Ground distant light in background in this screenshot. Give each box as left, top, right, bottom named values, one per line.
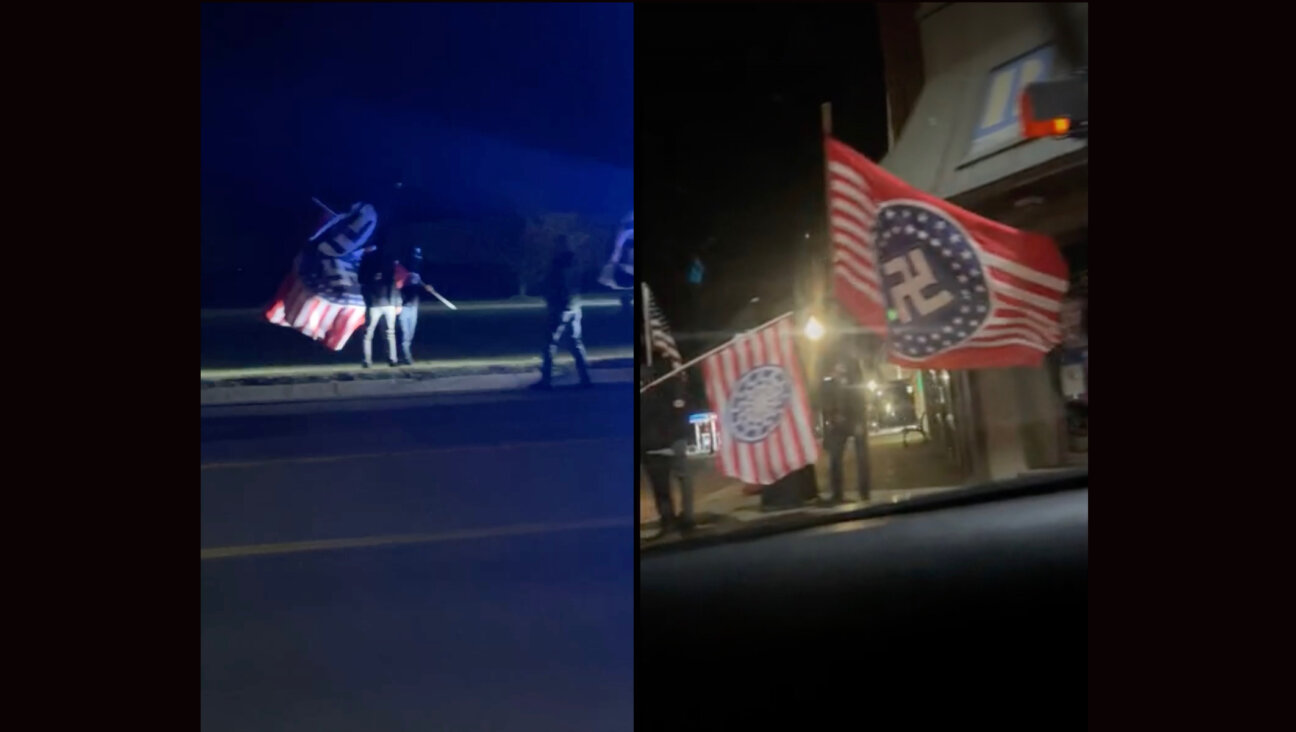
left=804, top=316, right=825, bottom=341
left=867, top=380, right=877, bottom=391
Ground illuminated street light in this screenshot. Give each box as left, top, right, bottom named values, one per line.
left=804, top=316, right=825, bottom=341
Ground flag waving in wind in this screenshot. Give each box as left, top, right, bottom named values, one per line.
left=641, top=282, right=681, bottom=369
left=826, top=137, right=1068, bottom=369
left=265, top=202, right=377, bottom=351
left=701, top=314, right=818, bottom=486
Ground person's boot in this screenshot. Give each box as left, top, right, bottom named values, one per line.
left=650, top=516, right=675, bottom=541
left=572, top=343, right=592, bottom=386
left=532, top=352, right=555, bottom=389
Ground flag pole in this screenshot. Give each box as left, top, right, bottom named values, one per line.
left=641, top=281, right=654, bottom=369
left=817, top=102, right=835, bottom=386
left=639, top=311, right=795, bottom=394
left=820, top=101, right=873, bottom=499
left=312, top=197, right=338, bottom=217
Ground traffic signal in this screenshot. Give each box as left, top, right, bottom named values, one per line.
left=1020, top=71, right=1087, bottom=140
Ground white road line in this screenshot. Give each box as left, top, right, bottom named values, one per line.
left=201, top=517, right=632, bottom=560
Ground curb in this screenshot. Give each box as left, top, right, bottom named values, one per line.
left=201, top=366, right=634, bottom=406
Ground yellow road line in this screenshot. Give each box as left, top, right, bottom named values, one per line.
left=200, top=436, right=623, bottom=471
left=201, top=517, right=633, bottom=560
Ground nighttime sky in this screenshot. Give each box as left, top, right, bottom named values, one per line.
left=637, top=3, right=887, bottom=335
left=201, top=2, right=632, bottom=305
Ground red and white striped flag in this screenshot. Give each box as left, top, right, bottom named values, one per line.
left=642, top=282, right=682, bottom=368
left=826, top=137, right=1068, bottom=369
left=701, top=314, right=819, bottom=486
left=264, top=202, right=378, bottom=351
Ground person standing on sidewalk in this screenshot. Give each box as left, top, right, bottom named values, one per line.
left=820, top=353, right=870, bottom=504
left=640, top=362, right=694, bottom=539
left=533, top=239, right=592, bottom=389
left=395, top=244, right=442, bottom=365
left=359, top=244, right=399, bottom=368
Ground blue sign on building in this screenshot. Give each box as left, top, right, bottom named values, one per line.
left=966, top=45, right=1056, bottom=161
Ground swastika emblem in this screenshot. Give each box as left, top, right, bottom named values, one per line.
left=874, top=200, right=992, bottom=359
left=724, top=365, right=793, bottom=443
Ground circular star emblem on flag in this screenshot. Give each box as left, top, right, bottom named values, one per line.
left=874, top=200, right=991, bottom=359
left=725, top=365, right=793, bottom=443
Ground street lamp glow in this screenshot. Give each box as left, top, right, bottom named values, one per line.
left=804, top=316, right=825, bottom=341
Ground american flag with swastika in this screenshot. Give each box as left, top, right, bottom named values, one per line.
left=641, top=282, right=681, bottom=368
left=264, top=203, right=377, bottom=351
left=701, top=314, right=818, bottom=486
left=825, top=137, right=1068, bottom=369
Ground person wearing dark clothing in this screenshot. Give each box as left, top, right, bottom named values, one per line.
left=534, top=241, right=591, bottom=388
left=359, top=245, right=399, bottom=367
left=640, top=362, right=694, bottom=538
left=820, top=352, right=870, bottom=503
left=395, top=245, right=441, bottom=364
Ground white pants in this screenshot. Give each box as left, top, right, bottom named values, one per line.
left=363, top=305, right=397, bottom=364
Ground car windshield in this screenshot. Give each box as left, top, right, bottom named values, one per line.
left=638, top=3, right=1088, bottom=548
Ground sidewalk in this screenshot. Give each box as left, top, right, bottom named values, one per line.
left=638, top=432, right=969, bottom=542
left=202, top=348, right=633, bottom=406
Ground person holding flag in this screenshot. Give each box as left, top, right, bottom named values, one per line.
left=359, top=242, right=400, bottom=368
left=819, top=342, right=869, bottom=504
left=640, top=282, right=693, bottom=537
left=640, top=359, right=693, bottom=540
left=393, top=244, right=449, bottom=365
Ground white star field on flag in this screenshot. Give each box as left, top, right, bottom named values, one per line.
left=876, top=202, right=992, bottom=359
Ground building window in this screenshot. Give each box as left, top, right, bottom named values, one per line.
left=964, top=44, right=1056, bottom=163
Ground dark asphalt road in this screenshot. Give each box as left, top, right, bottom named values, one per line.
left=201, top=387, right=634, bottom=732
left=200, top=298, right=634, bottom=370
